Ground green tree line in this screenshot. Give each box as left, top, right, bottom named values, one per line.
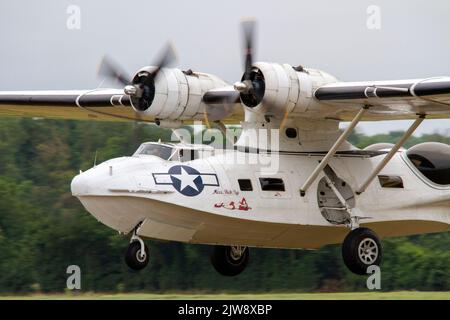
left=0, top=118, right=448, bottom=293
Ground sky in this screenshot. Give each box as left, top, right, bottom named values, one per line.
left=0, top=0, right=449, bottom=136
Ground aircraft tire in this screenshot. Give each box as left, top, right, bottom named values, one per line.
left=342, top=227, right=382, bottom=275
left=210, top=245, right=249, bottom=276
left=125, top=241, right=149, bottom=271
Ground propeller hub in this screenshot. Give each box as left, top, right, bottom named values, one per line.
left=124, top=85, right=138, bottom=96
left=233, top=81, right=250, bottom=93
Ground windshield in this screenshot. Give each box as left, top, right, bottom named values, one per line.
left=134, top=144, right=173, bottom=160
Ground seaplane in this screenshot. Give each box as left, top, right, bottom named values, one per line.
left=0, top=20, right=449, bottom=276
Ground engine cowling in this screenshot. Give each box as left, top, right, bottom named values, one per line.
left=129, top=67, right=230, bottom=122
left=239, top=62, right=338, bottom=119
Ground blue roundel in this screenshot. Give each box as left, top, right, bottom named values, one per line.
left=168, top=165, right=204, bottom=196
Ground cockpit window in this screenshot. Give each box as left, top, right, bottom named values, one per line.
left=406, top=142, right=450, bottom=185
left=134, top=144, right=173, bottom=160
left=179, top=149, right=199, bottom=162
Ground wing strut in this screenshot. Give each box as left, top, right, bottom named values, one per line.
left=300, top=106, right=369, bottom=196
left=356, top=114, right=426, bottom=194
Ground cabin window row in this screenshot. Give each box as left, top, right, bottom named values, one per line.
left=238, top=178, right=285, bottom=192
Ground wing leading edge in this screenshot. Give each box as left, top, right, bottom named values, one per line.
left=314, top=77, right=450, bottom=121
left=0, top=89, right=159, bottom=122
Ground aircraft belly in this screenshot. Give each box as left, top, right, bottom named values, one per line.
left=76, top=194, right=348, bottom=248
left=75, top=194, right=449, bottom=249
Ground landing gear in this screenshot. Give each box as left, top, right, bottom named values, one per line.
left=210, top=245, right=249, bottom=276
left=342, top=227, right=382, bottom=275
left=125, top=233, right=149, bottom=271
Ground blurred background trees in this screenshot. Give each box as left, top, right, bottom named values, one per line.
left=0, top=118, right=448, bottom=293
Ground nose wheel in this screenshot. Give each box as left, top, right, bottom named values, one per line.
left=342, top=227, right=382, bottom=275
left=125, top=234, right=149, bottom=271
left=210, top=245, right=249, bottom=276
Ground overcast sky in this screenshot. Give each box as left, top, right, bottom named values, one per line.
left=0, top=0, right=449, bottom=136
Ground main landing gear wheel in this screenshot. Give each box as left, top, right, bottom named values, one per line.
left=342, top=227, right=382, bottom=275
left=210, top=245, right=249, bottom=276
left=125, top=240, right=149, bottom=271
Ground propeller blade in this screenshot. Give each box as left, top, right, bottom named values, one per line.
left=203, top=88, right=241, bottom=122
left=203, top=89, right=241, bottom=105
left=242, top=19, right=256, bottom=80
left=98, top=56, right=131, bottom=86
left=150, top=43, right=177, bottom=79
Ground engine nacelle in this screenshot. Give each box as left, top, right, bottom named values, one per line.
left=129, top=67, right=229, bottom=122
left=242, top=62, right=338, bottom=119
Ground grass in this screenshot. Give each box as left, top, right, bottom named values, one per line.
left=0, top=291, right=449, bottom=300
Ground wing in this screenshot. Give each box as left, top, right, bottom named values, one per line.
left=0, top=87, right=244, bottom=124
left=0, top=88, right=158, bottom=122
left=314, top=77, right=450, bottom=121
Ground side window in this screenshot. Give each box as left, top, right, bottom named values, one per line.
left=259, top=178, right=285, bottom=191
left=179, top=149, right=199, bottom=162
left=378, top=175, right=404, bottom=188
left=238, top=179, right=253, bottom=191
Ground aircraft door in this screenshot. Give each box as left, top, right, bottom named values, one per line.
left=316, top=165, right=355, bottom=225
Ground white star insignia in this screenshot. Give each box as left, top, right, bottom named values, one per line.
left=171, top=167, right=200, bottom=192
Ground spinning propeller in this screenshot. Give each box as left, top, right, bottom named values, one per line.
left=234, top=19, right=292, bottom=130
left=96, top=20, right=283, bottom=127
left=233, top=20, right=266, bottom=108
left=98, top=44, right=177, bottom=112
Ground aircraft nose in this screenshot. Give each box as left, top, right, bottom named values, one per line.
left=71, top=172, right=90, bottom=196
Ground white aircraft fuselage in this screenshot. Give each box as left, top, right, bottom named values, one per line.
left=71, top=139, right=450, bottom=250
